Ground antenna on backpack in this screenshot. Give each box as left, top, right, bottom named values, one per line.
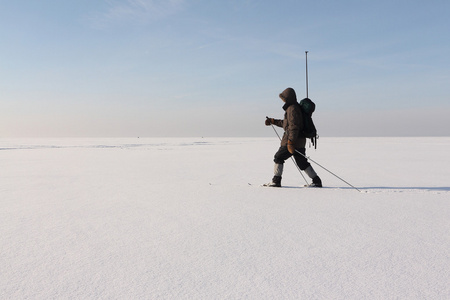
left=305, top=51, right=309, bottom=98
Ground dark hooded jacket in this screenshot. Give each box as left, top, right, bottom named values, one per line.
left=273, top=88, right=306, bottom=148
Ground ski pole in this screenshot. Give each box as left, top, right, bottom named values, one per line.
left=266, top=117, right=308, bottom=185
left=294, top=149, right=361, bottom=192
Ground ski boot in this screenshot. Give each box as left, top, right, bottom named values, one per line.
left=307, top=176, right=322, bottom=188
left=263, top=175, right=282, bottom=187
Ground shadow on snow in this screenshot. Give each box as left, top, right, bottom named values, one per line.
left=282, top=186, right=450, bottom=192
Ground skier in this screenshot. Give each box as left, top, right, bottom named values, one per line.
left=264, top=87, right=322, bottom=187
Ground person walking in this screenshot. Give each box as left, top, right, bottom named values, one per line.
left=264, top=87, right=322, bottom=187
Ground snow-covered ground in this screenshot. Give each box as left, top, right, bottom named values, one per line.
left=1, top=137, right=449, bottom=299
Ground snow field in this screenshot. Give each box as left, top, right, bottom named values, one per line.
left=1, top=137, right=449, bottom=299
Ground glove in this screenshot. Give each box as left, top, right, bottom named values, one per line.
left=265, top=118, right=274, bottom=126
left=287, top=140, right=295, bottom=154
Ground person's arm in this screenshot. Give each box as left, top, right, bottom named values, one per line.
left=286, top=108, right=302, bottom=153
left=265, top=117, right=283, bottom=128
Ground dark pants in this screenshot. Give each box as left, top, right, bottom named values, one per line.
left=274, top=146, right=311, bottom=170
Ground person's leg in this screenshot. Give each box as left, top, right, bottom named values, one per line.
left=266, top=147, right=291, bottom=187
left=293, top=148, right=322, bottom=187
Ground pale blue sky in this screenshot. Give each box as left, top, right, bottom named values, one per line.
left=1, top=0, right=449, bottom=137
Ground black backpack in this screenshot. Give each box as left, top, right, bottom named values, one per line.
left=299, top=98, right=318, bottom=148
